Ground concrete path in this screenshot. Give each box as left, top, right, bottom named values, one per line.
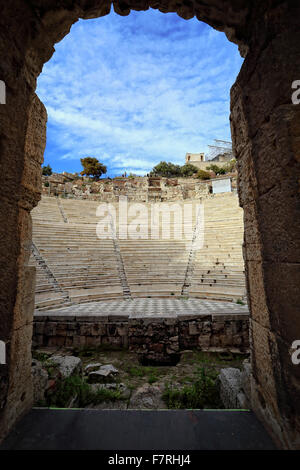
left=0, top=409, right=275, bottom=450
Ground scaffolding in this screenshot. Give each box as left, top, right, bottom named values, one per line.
left=206, top=139, right=233, bottom=161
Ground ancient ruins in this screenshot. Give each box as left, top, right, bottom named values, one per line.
left=30, top=190, right=248, bottom=363
left=0, top=0, right=299, bottom=450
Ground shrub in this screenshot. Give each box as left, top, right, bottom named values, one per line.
left=151, top=162, right=199, bottom=178
left=206, top=164, right=226, bottom=175
left=46, top=375, right=123, bottom=408
left=179, top=163, right=199, bottom=177
left=44, top=181, right=50, bottom=187
left=150, top=161, right=181, bottom=177
left=162, top=367, right=222, bottom=409
left=196, top=170, right=211, bottom=180
left=206, top=160, right=237, bottom=175
left=42, top=164, right=52, bottom=176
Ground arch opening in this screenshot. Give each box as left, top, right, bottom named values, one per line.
left=0, top=0, right=299, bottom=450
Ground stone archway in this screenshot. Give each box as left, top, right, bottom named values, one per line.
left=0, top=0, right=299, bottom=449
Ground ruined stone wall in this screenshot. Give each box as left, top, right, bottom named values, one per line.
left=32, top=313, right=249, bottom=362
left=41, top=175, right=220, bottom=201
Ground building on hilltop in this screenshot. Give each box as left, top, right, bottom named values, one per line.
left=185, top=140, right=234, bottom=171
left=185, top=152, right=205, bottom=165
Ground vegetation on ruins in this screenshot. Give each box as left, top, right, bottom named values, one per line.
left=180, top=163, right=200, bottom=177
left=150, top=161, right=198, bottom=177
left=162, top=367, right=222, bottom=409
left=125, top=365, right=164, bottom=384
left=42, top=164, right=52, bottom=176
left=206, top=159, right=236, bottom=175
left=150, top=161, right=181, bottom=177
left=196, top=169, right=211, bottom=180
left=80, top=157, right=107, bottom=180
left=206, top=163, right=226, bottom=175
left=32, top=347, right=247, bottom=410
left=45, top=375, right=124, bottom=408
left=150, top=159, right=237, bottom=179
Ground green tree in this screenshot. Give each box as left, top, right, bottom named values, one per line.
left=180, top=163, right=199, bottom=177
left=42, top=164, right=52, bottom=176
left=206, top=164, right=226, bottom=175
left=150, top=161, right=181, bottom=177
left=80, top=157, right=107, bottom=180
left=196, top=169, right=211, bottom=180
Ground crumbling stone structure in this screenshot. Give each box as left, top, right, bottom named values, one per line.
left=32, top=311, right=249, bottom=362
left=0, top=0, right=299, bottom=449
left=42, top=174, right=216, bottom=200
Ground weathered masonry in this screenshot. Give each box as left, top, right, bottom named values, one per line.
left=32, top=299, right=250, bottom=364
left=0, top=0, right=299, bottom=449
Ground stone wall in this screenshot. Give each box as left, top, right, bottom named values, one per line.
left=42, top=174, right=239, bottom=201
left=33, top=313, right=249, bottom=363
left=0, top=88, right=47, bottom=439
left=1, top=0, right=300, bottom=449
left=42, top=175, right=224, bottom=201
left=230, top=2, right=300, bottom=449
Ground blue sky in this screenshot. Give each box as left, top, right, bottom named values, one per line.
left=37, top=8, right=243, bottom=177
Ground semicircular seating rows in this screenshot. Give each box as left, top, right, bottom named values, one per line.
left=29, top=193, right=246, bottom=311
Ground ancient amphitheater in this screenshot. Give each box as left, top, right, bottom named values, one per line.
left=30, top=192, right=249, bottom=358
left=31, top=193, right=245, bottom=308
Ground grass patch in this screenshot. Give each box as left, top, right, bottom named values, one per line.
left=186, top=350, right=246, bottom=368
left=125, top=365, right=164, bottom=381
left=162, top=367, right=222, bottom=409
left=127, top=366, right=145, bottom=377
left=148, top=374, right=158, bottom=384
left=32, top=351, right=51, bottom=363
left=46, top=375, right=124, bottom=408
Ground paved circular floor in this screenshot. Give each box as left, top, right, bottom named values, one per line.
left=35, top=298, right=249, bottom=319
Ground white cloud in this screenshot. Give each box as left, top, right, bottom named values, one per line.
left=38, top=9, right=243, bottom=176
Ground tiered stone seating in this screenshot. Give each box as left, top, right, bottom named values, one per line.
left=120, top=240, right=191, bottom=297
left=118, top=201, right=196, bottom=297
left=60, top=198, right=100, bottom=224
left=31, top=195, right=63, bottom=223
left=28, top=257, right=67, bottom=310
left=189, top=193, right=245, bottom=300
left=30, top=193, right=246, bottom=309
left=31, top=197, right=123, bottom=309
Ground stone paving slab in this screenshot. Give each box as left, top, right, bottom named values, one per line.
left=34, top=298, right=249, bottom=320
